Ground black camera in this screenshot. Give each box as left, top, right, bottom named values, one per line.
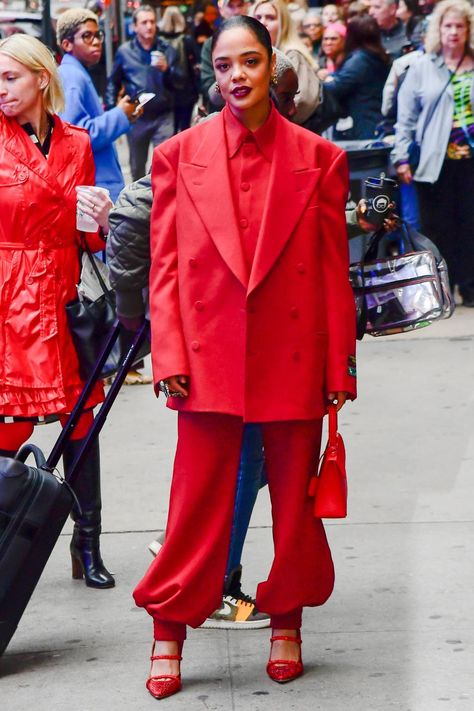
left=364, top=175, right=397, bottom=228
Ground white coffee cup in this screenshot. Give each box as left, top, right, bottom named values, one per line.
left=150, top=50, right=165, bottom=67
left=75, top=185, right=110, bottom=231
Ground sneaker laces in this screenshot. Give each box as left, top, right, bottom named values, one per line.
left=227, top=591, right=255, bottom=606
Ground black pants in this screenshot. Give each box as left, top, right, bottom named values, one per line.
left=415, top=159, right=474, bottom=301
left=126, top=112, right=174, bottom=181
left=173, top=104, right=194, bottom=134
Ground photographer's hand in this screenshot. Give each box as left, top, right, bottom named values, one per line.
left=396, top=163, right=413, bottom=185
left=356, top=199, right=398, bottom=233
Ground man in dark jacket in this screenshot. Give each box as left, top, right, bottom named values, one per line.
left=106, top=5, right=185, bottom=180
left=369, top=0, right=407, bottom=60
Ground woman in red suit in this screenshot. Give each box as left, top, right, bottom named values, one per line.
left=0, top=34, right=114, bottom=588
left=134, top=16, right=357, bottom=699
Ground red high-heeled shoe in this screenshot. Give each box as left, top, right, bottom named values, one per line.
left=266, top=632, right=304, bottom=683
left=146, top=641, right=182, bottom=700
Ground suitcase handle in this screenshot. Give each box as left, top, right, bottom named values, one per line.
left=47, top=320, right=150, bottom=485
left=15, top=444, right=47, bottom=468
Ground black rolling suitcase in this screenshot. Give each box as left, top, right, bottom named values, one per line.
left=0, top=320, right=150, bottom=656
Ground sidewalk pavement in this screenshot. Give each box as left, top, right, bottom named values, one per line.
left=1, top=310, right=473, bottom=711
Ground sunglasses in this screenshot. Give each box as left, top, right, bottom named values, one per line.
left=74, top=29, right=105, bottom=44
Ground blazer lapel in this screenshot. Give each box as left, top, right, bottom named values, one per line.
left=179, top=114, right=248, bottom=288
left=248, top=117, right=321, bottom=294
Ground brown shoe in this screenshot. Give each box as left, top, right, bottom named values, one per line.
left=124, top=370, right=153, bottom=385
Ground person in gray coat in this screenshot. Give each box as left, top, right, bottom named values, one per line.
left=393, top=0, right=474, bottom=305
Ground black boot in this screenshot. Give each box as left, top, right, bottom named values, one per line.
left=63, top=438, right=115, bottom=589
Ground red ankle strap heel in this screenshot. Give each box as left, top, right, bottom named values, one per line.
left=146, top=642, right=183, bottom=700
left=266, top=632, right=304, bottom=684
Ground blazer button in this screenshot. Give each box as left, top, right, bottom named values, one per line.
left=290, top=307, right=299, bottom=319
left=191, top=341, right=200, bottom=352
left=297, top=263, right=306, bottom=274
left=26, top=277, right=34, bottom=285
left=189, top=258, right=198, bottom=268
left=239, top=218, right=248, bottom=229
left=194, top=300, right=204, bottom=311
left=241, top=182, right=250, bottom=192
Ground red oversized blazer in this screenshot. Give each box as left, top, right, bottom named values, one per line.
left=149, top=109, right=357, bottom=421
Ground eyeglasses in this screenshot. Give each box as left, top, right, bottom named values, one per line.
left=303, top=23, right=321, bottom=29
left=74, top=30, right=105, bottom=44
left=323, top=36, right=340, bottom=42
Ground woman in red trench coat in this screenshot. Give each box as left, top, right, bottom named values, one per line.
left=134, top=16, right=357, bottom=698
left=0, top=34, right=114, bottom=588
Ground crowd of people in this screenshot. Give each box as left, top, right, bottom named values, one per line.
left=22, top=0, right=473, bottom=305
left=0, top=0, right=473, bottom=701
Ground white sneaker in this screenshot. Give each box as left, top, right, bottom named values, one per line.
left=148, top=532, right=165, bottom=557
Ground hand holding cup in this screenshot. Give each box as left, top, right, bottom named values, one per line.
left=76, top=186, right=113, bottom=232
left=150, top=50, right=168, bottom=72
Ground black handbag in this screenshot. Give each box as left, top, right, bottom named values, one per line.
left=66, top=238, right=149, bottom=379
left=350, top=222, right=455, bottom=339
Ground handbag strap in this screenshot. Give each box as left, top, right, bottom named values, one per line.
left=79, top=231, right=112, bottom=300
left=419, top=54, right=465, bottom=144
left=328, top=404, right=338, bottom=447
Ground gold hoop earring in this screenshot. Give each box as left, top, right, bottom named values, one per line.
left=215, top=83, right=221, bottom=94
left=271, top=75, right=278, bottom=86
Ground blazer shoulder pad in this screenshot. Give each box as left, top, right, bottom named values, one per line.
left=291, top=121, right=345, bottom=164
left=157, top=114, right=220, bottom=164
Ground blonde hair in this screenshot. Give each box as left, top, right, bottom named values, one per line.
left=160, top=6, right=187, bottom=33
left=251, top=0, right=317, bottom=67
left=0, top=34, right=64, bottom=114
left=424, top=0, right=474, bottom=54
left=56, top=8, right=99, bottom=45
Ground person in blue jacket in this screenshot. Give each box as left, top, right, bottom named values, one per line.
left=56, top=9, right=138, bottom=202
left=321, top=14, right=391, bottom=140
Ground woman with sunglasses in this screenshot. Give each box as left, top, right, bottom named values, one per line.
left=133, top=15, right=356, bottom=700
left=56, top=9, right=138, bottom=202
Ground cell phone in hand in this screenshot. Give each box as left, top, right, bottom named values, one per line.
left=129, top=92, right=156, bottom=115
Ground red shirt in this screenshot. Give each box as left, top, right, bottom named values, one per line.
left=223, top=104, right=277, bottom=274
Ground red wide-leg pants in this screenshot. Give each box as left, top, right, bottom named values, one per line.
left=133, top=412, right=335, bottom=640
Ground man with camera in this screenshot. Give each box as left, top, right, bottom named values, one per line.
left=106, top=5, right=185, bottom=181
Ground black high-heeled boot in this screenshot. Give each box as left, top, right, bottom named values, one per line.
left=62, top=438, right=115, bottom=589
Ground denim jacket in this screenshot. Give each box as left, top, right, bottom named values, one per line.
left=392, top=52, right=474, bottom=183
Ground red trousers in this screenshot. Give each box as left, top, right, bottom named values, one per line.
left=133, top=412, right=335, bottom=641
left=0, top=412, right=94, bottom=451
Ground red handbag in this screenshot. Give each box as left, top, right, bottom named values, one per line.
left=308, top=404, right=347, bottom=518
